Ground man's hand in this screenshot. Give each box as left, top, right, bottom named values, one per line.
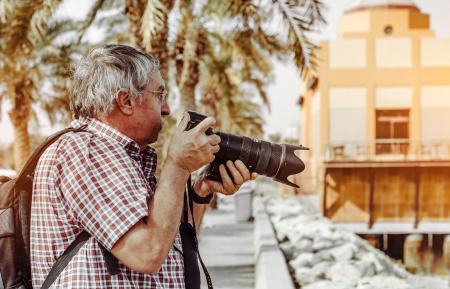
left=166, top=113, right=221, bottom=173
left=194, top=160, right=258, bottom=197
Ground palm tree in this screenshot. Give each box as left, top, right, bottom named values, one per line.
left=0, top=0, right=63, bottom=170
left=0, top=0, right=119, bottom=170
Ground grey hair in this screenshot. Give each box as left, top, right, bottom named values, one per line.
left=70, top=44, right=160, bottom=118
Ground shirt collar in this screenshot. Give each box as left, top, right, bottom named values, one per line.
left=71, top=117, right=134, bottom=147
left=70, top=117, right=156, bottom=157
left=70, top=117, right=158, bottom=187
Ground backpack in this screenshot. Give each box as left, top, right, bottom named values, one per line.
left=0, top=127, right=90, bottom=289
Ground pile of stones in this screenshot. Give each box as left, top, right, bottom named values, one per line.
left=265, top=197, right=449, bottom=289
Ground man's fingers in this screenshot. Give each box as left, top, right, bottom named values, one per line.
left=226, top=161, right=244, bottom=186
left=211, top=144, right=220, bottom=154
left=194, top=117, right=216, bottom=134
left=208, top=134, right=221, bottom=146
left=234, top=160, right=250, bottom=180
left=219, top=164, right=236, bottom=193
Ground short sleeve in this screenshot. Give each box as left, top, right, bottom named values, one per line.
left=56, top=134, right=150, bottom=250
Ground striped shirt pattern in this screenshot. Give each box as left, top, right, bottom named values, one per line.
left=31, top=117, right=184, bottom=288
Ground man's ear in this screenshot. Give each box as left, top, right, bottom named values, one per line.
left=115, top=89, right=134, bottom=115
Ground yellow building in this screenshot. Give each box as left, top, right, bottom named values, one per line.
left=299, top=0, right=450, bottom=260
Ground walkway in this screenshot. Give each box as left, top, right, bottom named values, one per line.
left=198, top=195, right=255, bottom=289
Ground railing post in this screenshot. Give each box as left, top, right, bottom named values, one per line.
left=323, top=168, right=328, bottom=217
left=414, top=167, right=421, bottom=229
left=369, top=167, right=375, bottom=229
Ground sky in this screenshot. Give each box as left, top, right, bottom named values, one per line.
left=1, top=0, right=450, bottom=146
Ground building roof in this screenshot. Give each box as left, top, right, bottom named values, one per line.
left=353, top=0, right=418, bottom=10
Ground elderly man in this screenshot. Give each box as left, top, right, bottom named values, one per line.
left=30, top=44, right=255, bottom=288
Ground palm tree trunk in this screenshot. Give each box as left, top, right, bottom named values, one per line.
left=179, top=21, right=200, bottom=111
left=8, top=89, right=31, bottom=171
left=124, top=0, right=146, bottom=48
left=148, top=23, right=172, bottom=79
left=125, top=0, right=175, bottom=78
left=179, top=68, right=198, bottom=111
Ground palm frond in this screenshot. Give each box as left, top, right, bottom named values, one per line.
left=102, top=0, right=125, bottom=10
left=140, top=0, right=166, bottom=48
left=74, top=0, right=106, bottom=45
left=273, top=0, right=325, bottom=78
left=0, top=0, right=44, bottom=55
left=27, top=0, right=62, bottom=45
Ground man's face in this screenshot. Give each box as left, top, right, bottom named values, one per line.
left=132, top=70, right=170, bottom=145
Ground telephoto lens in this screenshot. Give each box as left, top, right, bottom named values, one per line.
left=185, top=111, right=308, bottom=188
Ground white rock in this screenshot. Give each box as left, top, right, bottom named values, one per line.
left=310, top=261, right=332, bottom=278
left=267, top=197, right=447, bottom=289
left=289, top=252, right=318, bottom=268
left=294, top=238, right=313, bottom=253
left=279, top=241, right=295, bottom=258
left=316, top=249, right=334, bottom=262
left=357, top=251, right=386, bottom=273
left=286, top=229, right=305, bottom=244
left=294, top=267, right=317, bottom=286
left=356, top=276, right=411, bottom=289
left=353, top=259, right=376, bottom=278
left=326, top=262, right=361, bottom=287
left=302, top=280, right=352, bottom=289
left=312, top=239, right=335, bottom=251
left=406, top=275, right=450, bottom=289
left=328, top=242, right=358, bottom=261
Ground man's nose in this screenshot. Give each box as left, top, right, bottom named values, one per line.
left=161, top=101, right=170, bottom=116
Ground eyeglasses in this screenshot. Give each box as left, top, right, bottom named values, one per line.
left=148, top=88, right=168, bottom=104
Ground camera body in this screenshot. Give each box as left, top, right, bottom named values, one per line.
left=185, top=111, right=228, bottom=182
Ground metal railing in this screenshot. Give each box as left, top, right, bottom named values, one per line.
left=325, top=139, right=450, bottom=162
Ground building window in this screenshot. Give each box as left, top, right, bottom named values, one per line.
left=376, top=109, right=410, bottom=154
left=384, top=25, right=393, bottom=35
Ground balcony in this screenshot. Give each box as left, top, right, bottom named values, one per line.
left=325, top=139, right=450, bottom=163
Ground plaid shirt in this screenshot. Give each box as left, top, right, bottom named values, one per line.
left=31, top=117, right=185, bottom=289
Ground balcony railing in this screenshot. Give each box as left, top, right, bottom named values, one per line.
left=325, top=139, right=450, bottom=162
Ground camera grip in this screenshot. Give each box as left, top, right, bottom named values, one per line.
left=186, top=111, right=214, bottom=135
left=204, top=161, right=224, bottom=182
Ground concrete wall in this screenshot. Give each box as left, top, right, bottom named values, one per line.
left=421, top=39, right=450, bottom=67
left=329, top=87, right=367, bottom=143
left=254, top=198, right=295, bottom=289
left=375, top=87, right=413, bottom=108
left=329, top=39, right=367, bottom=68
left=421, top=87, right=450, bottom=141
left=376, top=38, right=412, bottom=68
left=340, top=8, right=432, bottom=38
left=339, top=10, right=371, bottom=35
left=328, top=38, right=450, bottom=70
left=312, top=91, right=322, bottom=160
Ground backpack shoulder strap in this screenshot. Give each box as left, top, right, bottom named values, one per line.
left=40, top=231, right=91, bottom=289
left=16, top=126, right=88, bottom=182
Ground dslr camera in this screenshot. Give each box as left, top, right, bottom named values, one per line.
left=185, top=111, right=308, bottom=188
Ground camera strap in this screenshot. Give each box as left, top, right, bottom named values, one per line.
left=179, top=175, right=214, bottom=289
